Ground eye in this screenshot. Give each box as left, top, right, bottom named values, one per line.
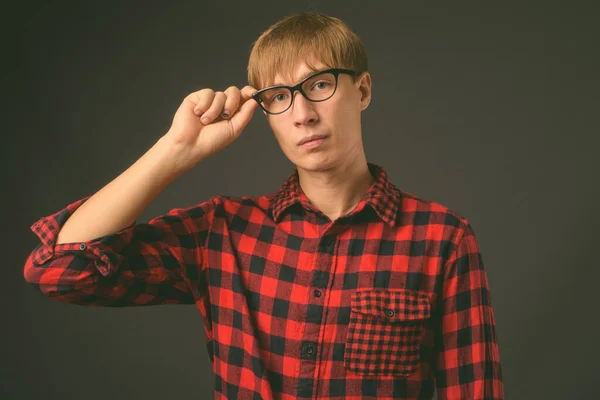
left=271, top=93, right=289, bottom=103
left=312, top=81, right=331, bottom=90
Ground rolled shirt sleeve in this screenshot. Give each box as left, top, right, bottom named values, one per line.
left=28, top=196, right=135, bottom=277
left=23, top=196, right=209, bottom=307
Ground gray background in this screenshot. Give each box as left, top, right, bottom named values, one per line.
left=5, top=1, right=598, bottom=399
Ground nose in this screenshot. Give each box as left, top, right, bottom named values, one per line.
left=290, top=90, right=318, bottom=126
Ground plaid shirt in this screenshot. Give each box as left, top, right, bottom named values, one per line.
left=24, top=162, right=504, bottom=399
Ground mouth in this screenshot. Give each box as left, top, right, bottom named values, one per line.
left=300, top=137, right=327, bottom=150
left=297, top=134, right=329, bottom=147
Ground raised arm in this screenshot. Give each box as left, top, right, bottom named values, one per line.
left=23, top=85, right=258, bottom=307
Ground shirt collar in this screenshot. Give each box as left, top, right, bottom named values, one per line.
left=269, top=162, right=400, bottom=227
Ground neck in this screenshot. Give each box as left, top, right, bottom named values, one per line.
left=297, top=155, right=375, bottom=222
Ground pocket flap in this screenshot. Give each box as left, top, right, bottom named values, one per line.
left=351, top=289, right=431, bottom=321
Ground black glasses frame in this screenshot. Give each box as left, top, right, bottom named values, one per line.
left=251, top=68, right=358, bottom=115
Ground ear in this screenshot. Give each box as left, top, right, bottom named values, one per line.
left=356, top=72, right=372, bottom=111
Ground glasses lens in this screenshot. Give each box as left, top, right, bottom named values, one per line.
left=302, top=72, right=337, bottom=101
left=258, top=72, right=337, bottom=114
left=257, top=87, right=290, bottom=114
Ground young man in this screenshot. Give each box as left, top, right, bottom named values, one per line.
left=24, top=12, right=504, bottom=400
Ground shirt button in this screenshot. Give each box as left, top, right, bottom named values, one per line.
left=385, top=308, right=395, bottom=317
left=302, top=342, right=317, bottom=359
left=320, top=237, right=333, bottom=251
left=314, top=290, right=322, bottom=298
left=79, top=243, right=86, bottom=250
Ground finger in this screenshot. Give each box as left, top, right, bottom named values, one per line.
left=240, top=85, right=258, bottom=102
left=230, top=91, right=259, bottom=136
left=200, top=92, right=227, bottom=124
left=190, top=89, right=215, bottom=116
left=221, top=86, right=241, bottom=119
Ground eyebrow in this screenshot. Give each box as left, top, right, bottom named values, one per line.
left=272, top=68, right=320, bottom=86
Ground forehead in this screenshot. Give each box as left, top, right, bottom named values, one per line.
left=271, top=59, right=329, bottom=86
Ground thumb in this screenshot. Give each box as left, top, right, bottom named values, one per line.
left=230, top=97, right=259, bottom=136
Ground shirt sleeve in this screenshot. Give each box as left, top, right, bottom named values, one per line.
left=434, top=221, right=504, bottom=399
left=23, top=195, right=214, bottom=307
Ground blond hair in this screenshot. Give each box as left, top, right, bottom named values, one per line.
left=247, top=12, right=368, bottom=89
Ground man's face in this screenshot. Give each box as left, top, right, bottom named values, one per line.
left=264, top=60, right=372, bottom=172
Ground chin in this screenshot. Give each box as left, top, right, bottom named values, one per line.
left=294, top=154, right=338, bottom=172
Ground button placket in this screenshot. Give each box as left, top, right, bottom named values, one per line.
left=311, top=239, right=331, bottom=303
left=320, top=236, right=334, bottom=252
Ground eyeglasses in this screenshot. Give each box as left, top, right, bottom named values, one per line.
left=251, top=68, right=357, bottom=115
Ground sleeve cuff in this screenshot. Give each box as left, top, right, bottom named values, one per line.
left=29, top=196, right=136, bottom=276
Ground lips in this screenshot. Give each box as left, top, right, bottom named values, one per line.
left=297, top=134, right=329, bottom=146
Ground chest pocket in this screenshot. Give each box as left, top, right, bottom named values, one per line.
left=344, top=288, right=431, bottom=376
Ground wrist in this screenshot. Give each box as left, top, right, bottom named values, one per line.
left=144, top=135, right=192, bottom=182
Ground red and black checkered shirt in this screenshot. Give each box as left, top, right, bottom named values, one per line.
left=24, top=162, right=504, bottom=399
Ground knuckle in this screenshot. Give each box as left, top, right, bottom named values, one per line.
left=196, top=88, right=213, bottom=97
left=196, top=90, right=214, bottom=103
